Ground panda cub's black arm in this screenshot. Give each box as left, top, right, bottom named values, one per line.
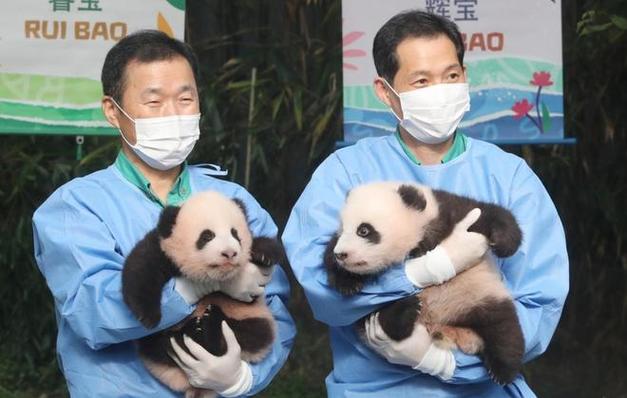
left=324, top=234, right=370, bottom=296
left=431, top=190, right=523, bottom=258
left=250, top=236, right=287, bottom=270
left=122, top=230, right=180, bottom=329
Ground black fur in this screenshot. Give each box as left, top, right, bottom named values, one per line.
left=251, top=236, right=286, bottom=269
left=326, top=183, right=525, bottom=385
left=355, top=295, right=422, bottom=341
left=356, top=222, right=381, bottom=244
left=410, top=190, right=522, bottom=259
left=227, top=314, right=276, bottom=354
left=453, top=297, right=524, bottom=385
left=232, top=198, right=248, bottom=221
left=122, top=198, right=283, bottom=385
left=231, top=228, right=241, bottom=243
left=122, top=230, right=181, bottom=328
left=138, top=296, right=275, bottom=366
left=195, top=229, right=216, bottom=250
left=324, top=234, right=371, bottom=295
left=157, top=206, right=181, bottom=238
left=398, top=184, right=427, bottom=211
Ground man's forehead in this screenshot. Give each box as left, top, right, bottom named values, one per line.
left=121, top=57, right=197, bottom=95
left=138, top=84, right=196, bottom=96
left=124, top=56, right=193, bottom=75
left=395, top=36, right=459, bottom=73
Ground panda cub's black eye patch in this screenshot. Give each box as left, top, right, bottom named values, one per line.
left=356, top=223, right=381, bottom=244
left=196, top=229, right=215, bottom=250
left=231, top=228, right=241, bottom=242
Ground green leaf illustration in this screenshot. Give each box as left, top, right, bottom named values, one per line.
left=541, top=102, right=552, bottom=133
left=166, top=0, right=186, bottom=11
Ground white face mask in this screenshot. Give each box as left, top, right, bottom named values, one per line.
left=111, top=99, right=200, bottom=170
left=384, top=80, right=470, bottom=144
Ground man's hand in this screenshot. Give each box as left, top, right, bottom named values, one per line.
left=220, top=261, right=273, bottom=302
left=364, top=312, right=455, bottom=380
left=169, top=321, right=253, bottom=397
left=405, top=208, right=488, bottom=287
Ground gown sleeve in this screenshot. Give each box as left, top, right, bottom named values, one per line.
left=32, top=186, right=194, bottom=350
left=230, top=187, right=297, bottom=395
left=446, top=161, right=569, bottom=384
left=282, top=154, right=418, bottom=328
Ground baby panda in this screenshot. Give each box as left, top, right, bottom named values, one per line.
left=122, top=191, right=285, bottom=398
left=324, top=181, right=524, bottom=385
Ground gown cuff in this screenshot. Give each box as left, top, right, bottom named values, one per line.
left=405, top=246, right=456, bottom=288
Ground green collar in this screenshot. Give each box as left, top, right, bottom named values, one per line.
left=396, top=129, right=467, bottom=165
left=114, top=150, right=192, bottom=207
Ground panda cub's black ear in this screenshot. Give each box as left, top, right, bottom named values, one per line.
left=232, top=198, right=249, bottom=220
left=398, top=185, right=426, bottom=211
left=157, top=206, right=181, bottom=238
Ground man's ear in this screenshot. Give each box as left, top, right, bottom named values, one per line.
left=102, top=96, right=121, bottom=129
left=463, top=65, right=468, bottom=82
left=373, top=77, right=394, bottom=108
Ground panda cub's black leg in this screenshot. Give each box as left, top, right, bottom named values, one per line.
left=177, top=305, right=227, bottom=357
left=224, top=316, right=275, bottom=356
left=454, top=297, right=524, bottom=385
left=376, top=295, right=422, bottom=341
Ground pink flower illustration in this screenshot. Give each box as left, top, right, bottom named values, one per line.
left=530, top=71, right=553, bottom=87
left=512, top=99, right=534, bottom=120
left=511, top=71, right=554, bottom=134
left=342, top=30, right=366, bottom=70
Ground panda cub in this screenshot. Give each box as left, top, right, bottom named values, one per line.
left=324, top=181, right=524, bottom=385
left=122, top=191, right=285, bottom=398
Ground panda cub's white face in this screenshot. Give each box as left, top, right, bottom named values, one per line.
left=333, top=182, right=439, bottom=275
left=160, top=191, right=253, bottom=282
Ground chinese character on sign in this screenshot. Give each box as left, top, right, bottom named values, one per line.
left=49, top=0, right=74, bottom=12
left=78, top=0, right=102, bottom=11
left=426, top=0, right=451, bottom=19
left=454, top=0, right=478, bottom=21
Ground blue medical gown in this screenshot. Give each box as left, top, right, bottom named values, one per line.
left=282, top=135, right=568, bottom=398
left=32, top=165, right=296, bottom=397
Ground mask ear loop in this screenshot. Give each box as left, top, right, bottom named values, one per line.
left=108, top=97, right=137, bottom=147
left=380, top=79, right=403, bottom=122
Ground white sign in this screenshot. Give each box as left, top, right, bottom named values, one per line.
left=342, top=0, right=565, bottom=144
left=0, top=0, right=186, bottom=135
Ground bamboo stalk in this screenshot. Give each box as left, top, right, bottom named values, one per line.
left=244, top=67, right=257, bottom=189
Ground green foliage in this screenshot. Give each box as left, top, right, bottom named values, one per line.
left=520, top=1, right=627, bottom=396
left=0, top=135, right=118, bottom=396
left=187, top=0, right=342, bottom=225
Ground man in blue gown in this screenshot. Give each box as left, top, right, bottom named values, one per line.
left=283, top=10, right=568, bottom=398
left=33, top=30, right=295, bottom=397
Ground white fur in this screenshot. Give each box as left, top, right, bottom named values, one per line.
left=334, top=181, right=439, bottom=274
left=160, top=191, right=253, bottom=282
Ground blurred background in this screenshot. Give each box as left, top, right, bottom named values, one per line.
left=0, top=0, right=625, bottom=397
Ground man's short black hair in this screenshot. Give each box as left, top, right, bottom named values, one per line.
left=101, top=30, right=200, bottom=103
left=373, top=10, right=465, bottom=83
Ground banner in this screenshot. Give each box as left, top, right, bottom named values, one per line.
left=0, top=0, right=186, bottom=136
left=342, top=0, right=567, bottom=144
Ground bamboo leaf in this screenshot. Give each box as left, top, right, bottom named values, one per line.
left=272, top=91, right=286, bottom=121
left=610, top=14, right=627, bottom=30
left=293, top=89, right=303, bottom=131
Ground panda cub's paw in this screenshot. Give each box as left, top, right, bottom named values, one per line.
left=471, top=203, right=522, bottom=258
left=376, top=295, right=422, bottom=341
left=250, top=237, right=285, bottom=270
